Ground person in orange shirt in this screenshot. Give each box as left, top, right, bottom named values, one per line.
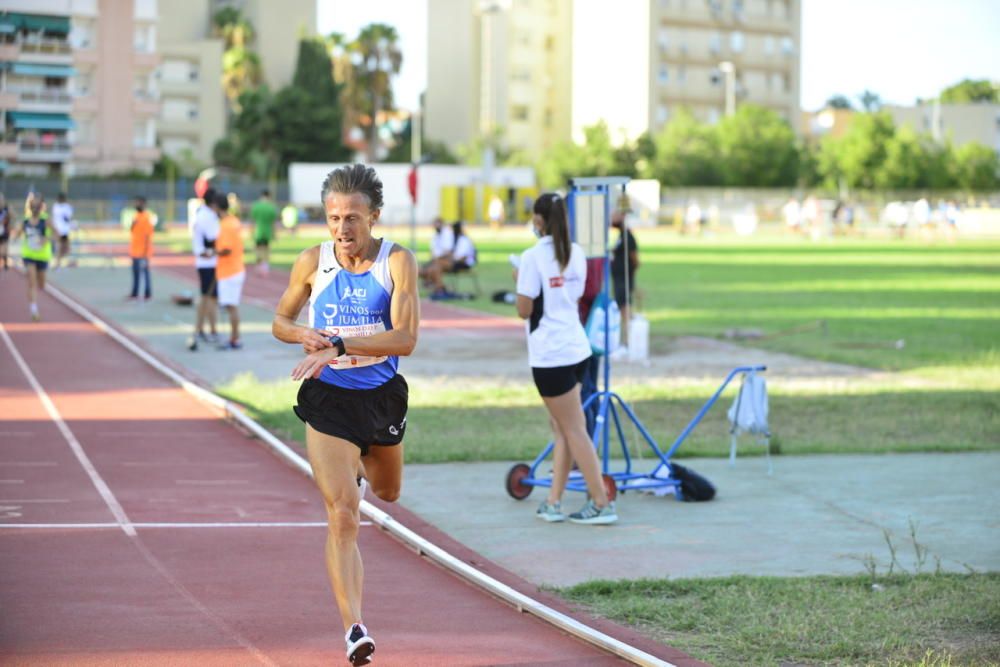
left=128, top=196, right=154, bottom=301
left=214, top=192, right=246, bottom=350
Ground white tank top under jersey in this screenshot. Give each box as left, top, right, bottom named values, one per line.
left=515, top=236, right=591, bottom=368
left=308, top=239, right=398, bottom=390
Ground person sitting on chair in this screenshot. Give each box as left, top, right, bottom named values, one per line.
left=418, top=217, right=453, bottom=288
left=424, top=220, right=475, bottom=299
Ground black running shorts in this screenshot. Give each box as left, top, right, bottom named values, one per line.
left=293, top=374, right=409, bottom=455
left=197, top=267, right=218, bottom=297
left=532, top=358, right=590, bottom=398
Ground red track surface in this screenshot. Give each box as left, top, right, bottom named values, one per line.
left=0, top=272, right=698, bottom=666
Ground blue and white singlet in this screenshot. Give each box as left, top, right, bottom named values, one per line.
left=309, top=239, right=397, bottom=390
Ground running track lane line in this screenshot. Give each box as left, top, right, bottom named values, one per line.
left=0, top=323, right=136, bottom=537
left=44, top=281, right=679, bottom=667
left=0, top=321, right=282, bottom=667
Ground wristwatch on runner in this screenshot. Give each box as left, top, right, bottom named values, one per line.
left=328, top=335, right=346, bottom=357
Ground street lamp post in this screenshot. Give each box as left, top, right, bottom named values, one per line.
left=718, top=60, right=735, bottom=117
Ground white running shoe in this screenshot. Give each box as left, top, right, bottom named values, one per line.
left=345, top=622, right=375, bottom=665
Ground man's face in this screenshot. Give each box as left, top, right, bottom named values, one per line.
left=324, top=191, right=378, bottom=256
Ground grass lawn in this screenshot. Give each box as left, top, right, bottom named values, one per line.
left=560, top=573, right=1000, bottom=667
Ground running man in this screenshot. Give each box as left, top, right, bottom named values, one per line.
left=250, top=189, right=277, bottom=274
left=214, top=192, right=246, bottom=350
left=272, top=164, right=419, bottom=665
left=10, top=195, right=53, bottom=321
left=0, top=194, right=10, bottom=271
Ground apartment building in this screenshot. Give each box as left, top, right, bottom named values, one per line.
left=426, top=0, right=800, bottom=158
left=0, top=0, right=160, bottom=176
left=425, top=0, right=573, bottom=161
left=574, top=0, right=800, bottom=141
left=885, top=102, right=1000, bottom=154
left=158, top=0, right=315, bottom=166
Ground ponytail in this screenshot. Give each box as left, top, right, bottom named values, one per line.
left=533, top=192, right=571, bottom=272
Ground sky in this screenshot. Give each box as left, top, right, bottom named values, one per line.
left=318, top=0, right=1000, bottom=113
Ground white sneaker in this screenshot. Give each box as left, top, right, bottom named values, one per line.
left=345, top=623, right=375, bottom=665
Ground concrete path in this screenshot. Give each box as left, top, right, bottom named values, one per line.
left=42, top=254, right=1000, bottom=591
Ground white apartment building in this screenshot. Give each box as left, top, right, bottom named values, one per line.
left=426, top=0, right=801, bottom=157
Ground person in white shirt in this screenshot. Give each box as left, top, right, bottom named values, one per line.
left=514, top=192, right=617, bottom=525
left=51, top=192, right=74, bottom=269
left=187, top=188, right=221, bottom=351
left=419, top=217, right=454, bottom=289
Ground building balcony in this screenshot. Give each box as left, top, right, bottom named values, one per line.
left=158, top=117, right=200, bottom=136
left=16, top=137, right=72, bottom=162
left=1, top=87, right=73, bottom=113
left=159, top=78, right=201, bottom=98
left=16, top=37, right=73, bottom=64
left=132, top=95, right=160, bottom=116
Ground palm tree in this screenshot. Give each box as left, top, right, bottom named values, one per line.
left=212, top=8, right=263, bottom=114
left=336, top=24, right=403, bottom=161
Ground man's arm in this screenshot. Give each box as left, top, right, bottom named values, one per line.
left=272, top=246, right=332, bottom=353
left=291, top=245, right=420, bottom=381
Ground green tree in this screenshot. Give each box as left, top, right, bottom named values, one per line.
left=953, top=142, right=1000, bottom=191
left=648, top=108, right=722, bottom=186
left=334, top=24, right=403, bottom=161
left=533, top=122, right=622, bottom=189
left=939, top=78, right=1000, bottom=104
left=817, top=111, right=896, bottom=190
left=858, top=89, right=882, bottom=112
left=212, top=8, right=263, bottom=113
left=716, top=105, right=798, bottom=186
left=825, top=94, right=854, bottom=110
left=875, top=126, right=933, bottom=189
left=614, top=132, right=656, bottom=179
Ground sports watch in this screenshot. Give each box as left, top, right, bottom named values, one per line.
left=328, top=335, right=346, bottom=357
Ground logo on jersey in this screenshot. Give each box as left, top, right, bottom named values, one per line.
left=342, top=286, right=367, bottom=300
left=322, top=304, right=338, bottom=326
left=388, top=416, right=407, bottom=436
left=549, top=276, right=565, bottom=288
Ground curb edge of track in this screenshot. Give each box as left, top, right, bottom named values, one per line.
left=43, top=280, right=688, bottom=667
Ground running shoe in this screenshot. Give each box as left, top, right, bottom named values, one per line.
left=345, top=623, right=375, bottom=665
left=535, top=501, right=566, bottom=522
left=187, top=336, right=198, bottom=352
left=217, top=340, right=243, bottom=350
left=568, top=499, right=618, bottom=525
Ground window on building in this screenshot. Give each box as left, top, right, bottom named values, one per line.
left=764, top=35, right=775, bottom=55
left=708, top=108, right=721, bottom=124
left=511, top=105, right=530, bottom=122
left=710, top=32, right=721, bottom=54
left=656, top=105, right=669, bottom=124
left=732, top=0, right=745, bottom=21
left=730, top=31, right=744, bottom=53
left=781, top=36, right=794, bottom=55
left=658, top=28, right=669, bottom=50
left=678, top=65, right=687, bottom=84
left=658, top=65, right=669, bottom=84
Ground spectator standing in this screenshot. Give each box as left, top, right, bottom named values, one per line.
left=51, top=192, right=74, bottom=269
left=188, top=188, right=220, bottom=351
left=250, top=190, right=278, bottom=274
left=281, top=201, right=300, bottom=236
left=782, top=196, right=801, bottom=234
left=127, top=196, right=154, bottom=301
left=0, top=194, right=10, bottom=271
left=610, top=210, right=639, bottom=349
left=214, top=193, right=246, bottom=350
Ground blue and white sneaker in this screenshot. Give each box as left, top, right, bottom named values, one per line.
left=345, top=623, right=375, bottom=665
left=536, top=501, right=566, bottom=523
left=568, top=499, right=618, bottom=525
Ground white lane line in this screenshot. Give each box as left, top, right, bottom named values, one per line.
left=0, top=324, right=136, bottom=537
left=0, top=521, right=363, bottom=529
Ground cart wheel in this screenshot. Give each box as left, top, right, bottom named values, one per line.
left=506, top=463, right=533, bottom=500
left=602, top=474, right=618, bottom=502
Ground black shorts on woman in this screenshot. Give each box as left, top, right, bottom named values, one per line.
left=532, top=357, right=590, bottom=398
left=293, top=374, right=409, bottom=455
